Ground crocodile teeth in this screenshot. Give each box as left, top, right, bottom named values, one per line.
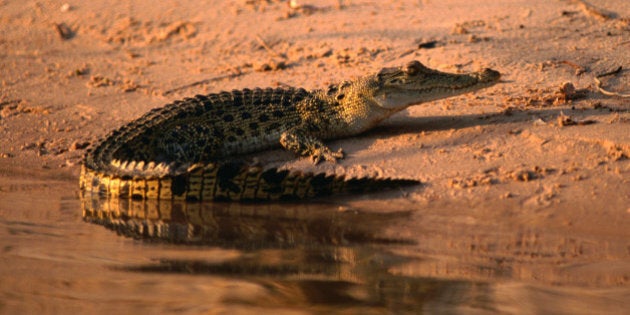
left=155, top=162, right=168, bottom=173
left=187, top=163, right=201, bottom=172
left=126, top=161, right=136, bottom=171
left=146, top=161, right=156, bottom=170
left=111, top=159, right=121, bottom=168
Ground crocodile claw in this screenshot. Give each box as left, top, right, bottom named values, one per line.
left=311, top=148, right=345, bottom=165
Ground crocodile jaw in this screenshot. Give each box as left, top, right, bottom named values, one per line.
left=372, top=61, right=501, bottom=110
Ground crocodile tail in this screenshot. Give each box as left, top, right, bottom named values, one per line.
left=80, top=161, right=419, bottom=202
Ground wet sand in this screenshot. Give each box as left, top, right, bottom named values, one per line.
left=1, top=0, right=629, bottom=313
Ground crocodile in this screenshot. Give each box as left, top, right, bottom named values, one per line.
left=80, top=60, right=500, bottom=201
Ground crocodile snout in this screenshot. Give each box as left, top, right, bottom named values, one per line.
left=478, top=68, right=501, bottom=83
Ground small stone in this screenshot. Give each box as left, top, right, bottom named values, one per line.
left=317, top=48, right=333, bottom=58
left=60, top=3, right=72, bottom=12
left=289, top=0, right=300, bottom=9
left=452, top=25, right=469, bottom=35
left=120, top=79, right=139, bottom=92
left=468, top=35, right=480, bottom=43
left=254, top=62, right=272, bottom=72
left=557, top=112, right=576, bottom=127
left=87, top=75, right=114, bottom=88
left=532, top=118, right=547, bottom=126
left=70, top=141, right=90, bottom=151
left=254, top=60, right=286, bottom=72
left=21, top=142, right=37, bottom=151
left=560, top=81, right=576, bottom=96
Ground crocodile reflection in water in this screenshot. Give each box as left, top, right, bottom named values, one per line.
left=82, top=193, right=493, bottom=312
left=81, top=191, right=415, bottom=247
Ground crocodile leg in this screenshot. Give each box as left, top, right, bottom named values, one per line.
left=280, top=127, right=344, bottom=164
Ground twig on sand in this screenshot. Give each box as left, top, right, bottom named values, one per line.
left=397, top=49, right=416, bottom=59
left=567, top=0, right=614, bottom=21
left=255, top=35, right=286, bottom=59
left=594, top=66, right=630, bottom=98
left=560, top=60, right=586, bottom=76
left=274, top=81, right=293, bottom=88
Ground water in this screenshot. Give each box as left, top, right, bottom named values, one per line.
left=1, top=177, right=628, bottom=314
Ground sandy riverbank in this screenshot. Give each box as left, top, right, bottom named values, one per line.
left=1, top=0, right=629, bottom=313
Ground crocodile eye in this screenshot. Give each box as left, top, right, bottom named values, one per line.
left=403, top=61, right=423, bottom=75
left=326, top=84, right=338, bottom=95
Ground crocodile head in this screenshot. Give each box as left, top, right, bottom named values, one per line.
left=371, top=60, right=501, bottom=110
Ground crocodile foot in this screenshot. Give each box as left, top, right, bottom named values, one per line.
left=310, top=148, right=344, bottom=164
